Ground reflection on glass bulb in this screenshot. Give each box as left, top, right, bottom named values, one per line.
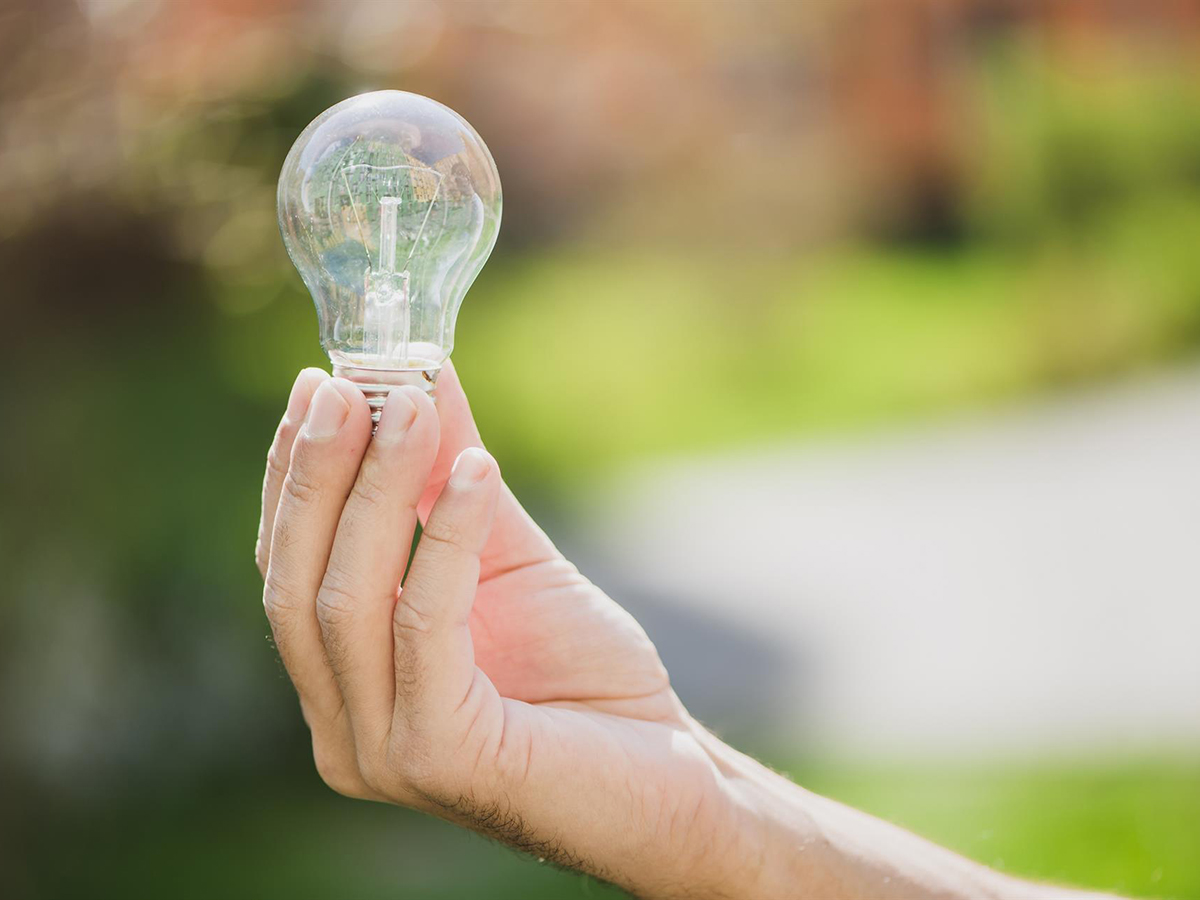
left=277, top=90, right=501, bottom=418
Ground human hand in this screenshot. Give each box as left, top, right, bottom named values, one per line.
left=254, top=364, right=752, bottom=897
left=255, top=365, right=1124, bottom=900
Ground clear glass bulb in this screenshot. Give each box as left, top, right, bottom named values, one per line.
left=277, top=90, right=501, bottom=417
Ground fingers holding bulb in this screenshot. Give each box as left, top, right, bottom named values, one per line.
left=263, top=377, right=372, bottom=730
left=315, top=386, right=440, bottom=749
left=256, top=368, right=513, bottom=802
left=257, top=367, right=328, bottom=577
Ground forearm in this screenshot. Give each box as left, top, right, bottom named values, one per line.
left=687, top=722, right=1119, bottom=900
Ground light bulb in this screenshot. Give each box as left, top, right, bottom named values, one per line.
left=277, top=90, right=502, bottom=418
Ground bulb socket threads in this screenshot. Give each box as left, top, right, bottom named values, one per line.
left=332, top=362, right=441, bottom=424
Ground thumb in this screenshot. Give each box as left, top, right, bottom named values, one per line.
left=393, top=447, right=500, bottom=719
left=422, top=359, right=485, bottom=519
left=426, top=360, right=560, bottom=579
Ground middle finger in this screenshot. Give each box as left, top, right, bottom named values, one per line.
left=315, top=386, right=440, bottom=750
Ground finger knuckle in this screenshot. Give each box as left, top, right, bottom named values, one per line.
left=312, top=741, right=368, bottom=799
left=392, top=643, right=426, bottom=704
left=315, top=577, right=358, bottom=627
left=254, top=537, right=269, bottom=579
left=420, top=518, right=468, bottom=552
left=403, top=765, right=441, bottom=800
left=261, top=581, right=295, bottom=631
left=282, top=466, right=322, bottom=506
left=393, top=596, right=438, bottom=637
left=388, top=745, right=440, bottom=797
left=265, top=442, right=289, bottom=482
left=350, top=463, right=390, bottom=511
left=381, top=722, right=473, bottom=806
left=356, top=748, right=395, bottom=797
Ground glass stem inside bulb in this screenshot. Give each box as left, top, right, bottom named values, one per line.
left=370, top=195, right=411, bottom=366
left=379, top=195, right=401, bottom=275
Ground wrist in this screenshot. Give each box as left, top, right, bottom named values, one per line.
left=681, top=718, right=818, bottom=899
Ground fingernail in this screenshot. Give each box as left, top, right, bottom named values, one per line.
left=286, top=368, right=326, bottom=422
left=375, top=388, right=419, bottom=443
left=449, top=447, right=492, bottom=489
left=306, top=380, right=350, bottom=439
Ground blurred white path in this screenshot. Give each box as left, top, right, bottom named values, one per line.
left=578, top=365, right=1200, bottom=756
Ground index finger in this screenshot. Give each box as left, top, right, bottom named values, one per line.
left=257, top=368, right=329, bottom=577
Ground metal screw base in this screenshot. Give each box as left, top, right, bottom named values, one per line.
left=331, top=362, right=442, bottom=426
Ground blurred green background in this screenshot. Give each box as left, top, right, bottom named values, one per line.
left=2, top=1, right=1199, bottom=898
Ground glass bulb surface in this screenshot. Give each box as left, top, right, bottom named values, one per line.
left=277, top=90, right=501, bottom=410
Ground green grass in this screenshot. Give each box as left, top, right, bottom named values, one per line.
left=795, top=759, right=1200, bottom=900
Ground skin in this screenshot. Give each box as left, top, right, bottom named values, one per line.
left=256, top=363, right=1122, bottom=900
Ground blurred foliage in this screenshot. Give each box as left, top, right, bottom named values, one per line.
left=2, top=1, right=1199, bottom=898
